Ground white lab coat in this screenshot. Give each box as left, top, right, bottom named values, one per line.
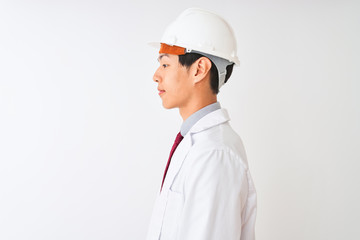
left=146, top=108, right=257, bottom=240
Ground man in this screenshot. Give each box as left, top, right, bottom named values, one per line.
left=147, top=8, right=257, bottom=240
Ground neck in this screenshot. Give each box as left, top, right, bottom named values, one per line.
left=179, top=95, right=217, bottom=121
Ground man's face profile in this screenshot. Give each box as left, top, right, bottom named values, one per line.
left=153, top=53, right=193, bottom=109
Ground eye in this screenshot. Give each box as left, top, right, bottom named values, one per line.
left=162, top=64, right=169, bottom=68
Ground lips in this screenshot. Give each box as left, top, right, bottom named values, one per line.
left=158, top=88, right=165, bottom=96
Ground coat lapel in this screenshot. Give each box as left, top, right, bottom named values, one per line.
left=161, top=134, right=192, bottom=193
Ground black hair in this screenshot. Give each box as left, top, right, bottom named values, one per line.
left=178, top=53, right=234, bottom=94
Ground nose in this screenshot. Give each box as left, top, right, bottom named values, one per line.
left=153, top=67, right=161, bottom=83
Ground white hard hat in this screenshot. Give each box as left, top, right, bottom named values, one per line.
left=150, top=8, right=239, bottom=65
left=150, top=8, right=240, bottom=88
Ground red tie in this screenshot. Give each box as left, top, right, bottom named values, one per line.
left=161, top=132, right=184, bottom=191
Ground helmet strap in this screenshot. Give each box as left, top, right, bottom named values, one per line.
left=191, top=50, right=232, bottom=88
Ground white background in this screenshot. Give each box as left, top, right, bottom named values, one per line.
left=0, top=0, right=359, bottom=239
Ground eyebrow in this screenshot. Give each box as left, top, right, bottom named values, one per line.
left=157, top=53, right=169, bottom=62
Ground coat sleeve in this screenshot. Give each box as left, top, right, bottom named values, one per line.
left=176, top=148, right=249, bottom=240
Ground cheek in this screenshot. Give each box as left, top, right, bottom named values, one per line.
left=164, top=67, right=191, bottom=96
left=174, top=80, right=189, bottom=96
left=176, top=71, right=192, bottom=93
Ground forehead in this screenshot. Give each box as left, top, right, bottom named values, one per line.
left=157, top=53, right=178, bottom=62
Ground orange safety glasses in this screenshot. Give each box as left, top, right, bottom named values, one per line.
left=159, top=43, right=186, bottom=55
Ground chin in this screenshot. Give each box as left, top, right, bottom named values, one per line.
left=162, top=101, right=177, bottom=109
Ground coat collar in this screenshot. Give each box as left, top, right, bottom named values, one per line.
left=188, top=108, right=230, bottom=135
left=180, top=102, right=221, bottom=136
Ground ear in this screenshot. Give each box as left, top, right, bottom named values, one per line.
left=192, top=57, right=212, bottom=84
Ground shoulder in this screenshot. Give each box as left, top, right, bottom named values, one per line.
left=183, top=135, right=250, bottom=198
left=189, top=121, right=248, bottom=169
